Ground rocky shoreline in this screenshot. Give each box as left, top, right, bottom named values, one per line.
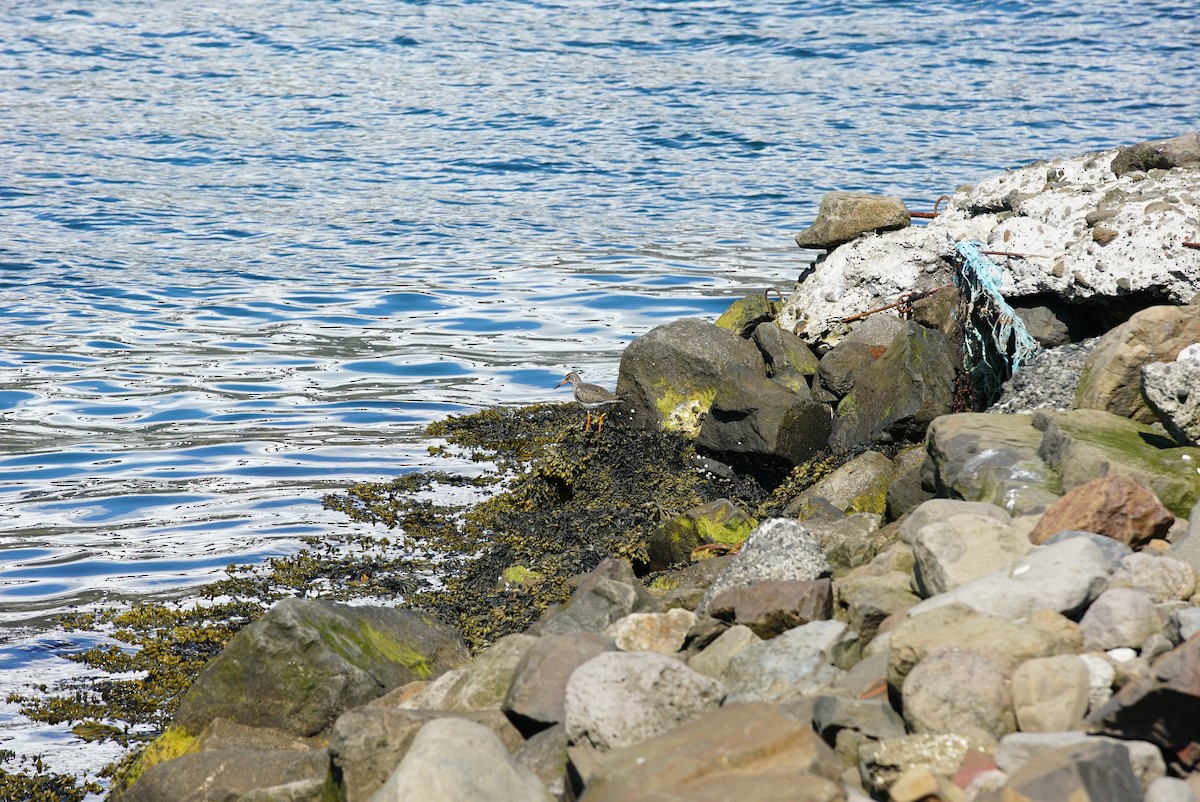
left=100, top=135, right=1200, bottom=801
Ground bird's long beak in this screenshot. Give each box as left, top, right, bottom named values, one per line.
left=554, top=378, right=568, bottom=388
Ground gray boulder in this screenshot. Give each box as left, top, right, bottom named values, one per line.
left=1141, top=343, right=1200, bottom=446
left=1011, top=655, right=1091, bottom=733
left=908, top=537, right=1112, bottom=621
left=999, top=739, right=1143, bottom=802
left=697, top=518, right=831, bottom=615
left=923, top=412, right=1062, bottom=515
left=694, top=365, right=832, bottom=478
left=751, top=321, right=819, bottom=377
left=1079, top=588, right=1159, bottom=653
left=898, top=498, right=1011, bottom=544
left=440, top=633, right=537, bottom=712
left=794, top=191, right=911, bottom=250
left=615, top=317, right=765, bottom=436
left=367, top=717, right=550, bottom=802
left=901, top=646, right=1017, bottom=742
left=330, top=708, right=523, bottom=802
left=911, top=512, right=1033, bottom=597
left=534, top=558, right=660, bottom=636
left=172, top=598, right=469, bottom=737
left=503, top=631, right=614, bottom=735
left=722, top=619, right=857, bottom=703
left=564, top=651, right=724, bottom=751
left=829, top=322, right=957, bottom=452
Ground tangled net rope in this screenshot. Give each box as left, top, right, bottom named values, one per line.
left=953, top=240, right=1040, bottom=407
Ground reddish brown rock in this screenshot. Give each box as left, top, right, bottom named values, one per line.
left=707, top=578, right=833, bottom=638
left=1027, top=474, right=1174, bottom=547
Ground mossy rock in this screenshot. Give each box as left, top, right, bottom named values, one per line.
left=716, top=293, right=782, bottom=337
left=642, top=498, right=757, bottom=574
left=172, top=597, right=470, bottom=738
left=1035, top=408, right=1200, bottom=517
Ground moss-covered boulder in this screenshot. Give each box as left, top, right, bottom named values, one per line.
left=715, top=293, right=781, bottom=337
left=829, top=321, right=957, bottom=453
left=172, top=597, right=470, bottom=738
left=641, top=498, right=757, bottom=573
left=751, top=321, right=819, bottom=377
left=616, top=317, right=765, bottom=436
left=1034, top=408, right=1200, bottom=517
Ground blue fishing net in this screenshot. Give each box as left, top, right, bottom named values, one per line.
left=952, top=240, right=1040, bottom=406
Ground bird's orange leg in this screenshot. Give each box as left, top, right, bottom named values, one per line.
left=595, top=413, right=606, bottom=432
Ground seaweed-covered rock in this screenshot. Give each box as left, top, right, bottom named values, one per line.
left=715, top=292, right=782, bottom=338
left=829, top=322, right=957, bottom=452
left=642, top=498, right=756, bottom=573
left=616, top=317, right=764, bottom=435
left=172, top=598, right=469, bottom=738
left=784, top=449, right=896, bottom=518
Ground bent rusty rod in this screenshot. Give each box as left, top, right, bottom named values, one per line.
left=841, top=285, right=950, bottom=323
left=1184, top=241, right=1200, bottom=250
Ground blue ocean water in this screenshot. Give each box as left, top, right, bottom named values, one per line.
left=0, top=0, right=1196, bottom=778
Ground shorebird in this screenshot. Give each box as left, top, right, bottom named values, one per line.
left=555, top=371, right=619, bottom=432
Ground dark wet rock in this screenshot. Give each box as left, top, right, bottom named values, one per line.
left=579, top=702, right=843, bottom=802
left=697, top=518, right=831, bottom=615
left=829, top=322, right=957, bottom=453
left=1012, top=303, right=1072, bottom=347
left=1142, top=345, right=1200, bottom=446
left=923, top=412, right=1062, bottom=515
left=707, top=577, right=832, bottom=639
left=564, top=651, right=723, bottom=751
left=694, top=365, right=832, bottom=480
left=641, top=498, right=756, bottom=573
left=794, top=191, right=911, bottom=250
left=171, top=597, right=469, bottom=738
left=752, top=320, right=819, bottom=377
left=533, top=558, right=661, bottom=636
left=1090, top=633, right=1200, bottom=773
left=886, top=444, right=935, bottom=521
left=1029, top=473, right=1175, bottom=548
left=835, top=567, right=919, bottom=644
left=646, top=554, right=732, bottom=611
left=616, top=317, right=765, bottom=436
left=1033, top=409, right=1200, bottom=515
left=1111, top=132, right=1200, bottom=176
left=816, top=315, right=908, bottom=397
left=503, top=631, right=614, bottom=736
left=368, top=717, right=550, bottom=802
left=121, top=748, right=329, bottom=802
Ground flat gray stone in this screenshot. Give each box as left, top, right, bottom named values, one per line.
left=722, top=619, right=856, bottom=703
left=697, top=518, right=830, bottom=615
